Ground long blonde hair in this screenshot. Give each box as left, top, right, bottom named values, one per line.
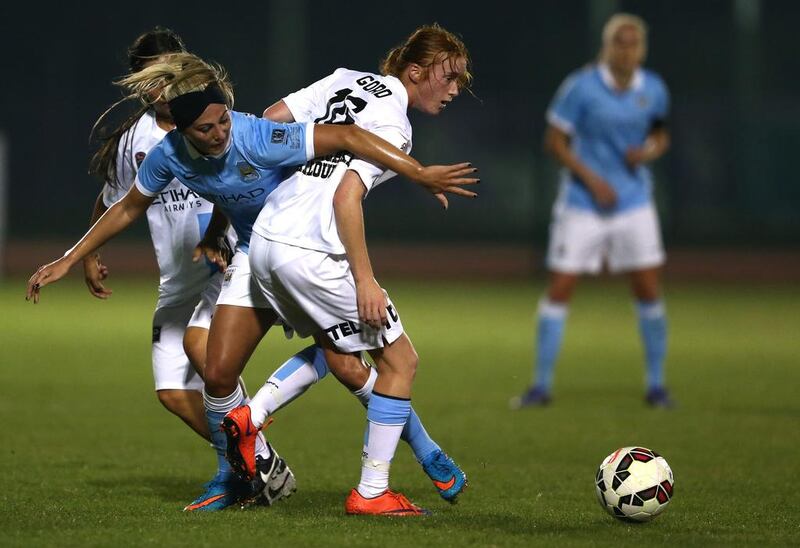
left=89, top=28, right=188, bottom=186
left=116, top=52, right=234, bottom=107
left=380, top=24, right=473, bottom=90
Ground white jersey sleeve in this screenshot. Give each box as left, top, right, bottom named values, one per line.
left=253, top=68, right=412, bottom=254
left=101, top=115, right=155, bottom=206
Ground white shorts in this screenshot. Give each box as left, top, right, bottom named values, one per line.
left=187, top=273, right=222, bottom=329
left=546, top=203, right=665, bottom=274
left=249, top=234, right=404, bottom=353
left=216, top=250, right=271, bottom=309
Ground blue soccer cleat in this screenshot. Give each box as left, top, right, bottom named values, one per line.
left=421, top=450, right=467, bottom=503
left=183, top=470, right=252, bottom=512
left=645, top=386, right=676, bottom=409
left=509, top=385, right=552, bottom=409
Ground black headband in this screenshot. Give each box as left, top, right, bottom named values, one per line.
left=168, top=83, right=228, bottom=131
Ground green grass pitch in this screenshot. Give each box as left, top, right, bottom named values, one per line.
left=1, top=276, right=798, bottom=547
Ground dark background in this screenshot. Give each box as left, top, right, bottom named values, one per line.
left=1, top=0, right=798, bottom=249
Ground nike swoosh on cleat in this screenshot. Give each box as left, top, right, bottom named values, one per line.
left=432, top=476, right=457, bottom=491
left=267, top=476, right=289, bottom=500
left=184, top=493, right=228, bottom=511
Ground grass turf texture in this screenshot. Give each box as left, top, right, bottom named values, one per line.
left=1, top=277, right=798, bottom=547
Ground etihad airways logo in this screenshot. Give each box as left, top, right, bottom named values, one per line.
left=151, top=187, right=205, bottom=212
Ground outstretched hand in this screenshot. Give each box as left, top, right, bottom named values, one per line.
left=26, top=257, right=73, bottom=304
left=83, top=254, right=113, bottom=299
left=415, top=162, right=479, bottom=210
left=193, top=236, right=232, bottom=272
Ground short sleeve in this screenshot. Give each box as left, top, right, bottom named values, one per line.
left=283, top=70, right=343, bottom=123
left=347, top=124, right=411, bottom=193
left=546, top=72, right=585, bottom=135
left=248, top=117, right=315, bottom=167
left=652, top=76, right=670, bottom=122
left=134, top=145, right=173, bottom=197
left=102, top=127, right=139, bottom=207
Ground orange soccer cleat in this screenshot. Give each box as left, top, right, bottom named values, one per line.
left=345, top=488, right=429, bottom=516
left=221, top=405, right=272, bottom=480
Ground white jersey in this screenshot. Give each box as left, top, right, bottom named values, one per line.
left=103, top=110, right=227, bottom=307
left=252, top=68, right=412, bottom=254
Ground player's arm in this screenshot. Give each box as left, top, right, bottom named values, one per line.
left=26, top=186, right=153, bottom=303
left=82, top=191, right=113, bottom=299
left=333, top=171, right=386, bottom=329
left=544, top=124, right=616, bottom=208
left=313, top=123, right=479, bottom=208
left=626, top=126, right=671, bottom=168
left=262, top=100, right=295, bottom=123
left=194, top=206, right=233, bottom=272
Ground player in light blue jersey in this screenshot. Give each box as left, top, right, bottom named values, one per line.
left=27, top=52, right=477, bottom=508
left=512, top=14, right=675, bottom=409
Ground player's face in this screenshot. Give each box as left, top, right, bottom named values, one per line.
left=183, top=103, right=231, bottom=156
left=607, top=25, right=645, bottom=74
left=415, top=55, right=466, bottom=116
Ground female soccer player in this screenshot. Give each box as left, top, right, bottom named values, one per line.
left=224, top=24, right=475, bottom=515
left=84, top=29, right=305, bottom=512
left=26, top=51, right=476, bottom=509
left=512, top=13, right=674, bottom=409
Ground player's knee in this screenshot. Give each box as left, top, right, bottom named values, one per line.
left=202, top=363, right=237, bottom=395
left=157, top=389, right=186, bottom=415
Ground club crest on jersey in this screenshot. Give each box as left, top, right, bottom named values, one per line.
left=237, top=162, right=259, bottom=182
left=271, top=128, right=286, bottom=143
left=135, top=152, right=147, bottom=167
left=637, top=95, right=649, bottom=108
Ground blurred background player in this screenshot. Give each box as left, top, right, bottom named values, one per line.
left=229, top=24, right=475, bottom=515
left=511, top=13, right=674, bottom=409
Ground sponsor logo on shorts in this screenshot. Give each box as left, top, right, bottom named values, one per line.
left=324, top=304, right=399, bottom=341
left=152, top=326, right=161, bottom=343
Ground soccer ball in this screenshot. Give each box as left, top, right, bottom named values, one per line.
left=595, top=446, right=674, bottom=522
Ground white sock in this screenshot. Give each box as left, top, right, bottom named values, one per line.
left=352, top=366, right=378, bottom=407
left=249, top=355, right=322, bottom=428
left=202, top=384, right=244, bottom=414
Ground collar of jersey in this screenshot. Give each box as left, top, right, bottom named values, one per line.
left=598, top=63, right=644, bottom=93
left=384, top=73, right=409, bottom=111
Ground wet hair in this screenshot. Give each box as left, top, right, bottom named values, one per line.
left=89, top=27, right=186, bottom=187
left=600, top=13, right=648, bottom=61
left=380, top=24, right=473, bottom=90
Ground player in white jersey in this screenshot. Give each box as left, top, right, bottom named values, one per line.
left=228, top=24, right=475, bottom=515
left=511, top=14, right=675, bottom=409
left=27, top=49, right=477, bottom=511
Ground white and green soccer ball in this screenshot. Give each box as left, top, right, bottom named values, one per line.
left=595, top=446, right=674, bottom=522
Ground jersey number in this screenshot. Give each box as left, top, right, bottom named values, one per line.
left=314, top=88, right=367, bottom=125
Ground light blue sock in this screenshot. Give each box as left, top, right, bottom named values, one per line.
left=203, top=385, right=245, bottom=479
left=353, top=367, right=440, bottom=462
left=533, top=298, right=568, bottom=391
left=404, top=410, right=441, bottom=463
left=637, top=300, right=667, bottom=389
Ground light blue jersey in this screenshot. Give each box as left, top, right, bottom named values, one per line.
left=546, top=64, right=669, bottom=213
left=135, top=111, right=314, bottom=253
